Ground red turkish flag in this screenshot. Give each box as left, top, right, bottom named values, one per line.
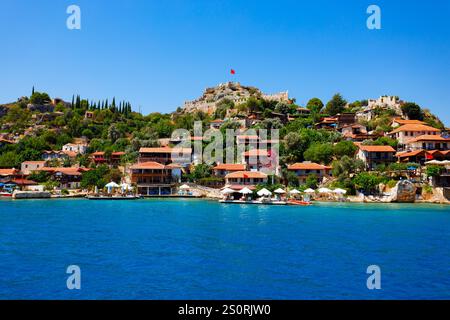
left=243, top=173, right=249, bottom=178
left=425, top=153, right=434, bottom=160
left=230, top=69, right=236, bottom=75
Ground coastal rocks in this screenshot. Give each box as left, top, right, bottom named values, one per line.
left=12, top=191, right=51, bottom=199
left=386, top=180, right=416, bottom=203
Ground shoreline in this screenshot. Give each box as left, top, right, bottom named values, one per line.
left=2, top=194, right=449, bottom=205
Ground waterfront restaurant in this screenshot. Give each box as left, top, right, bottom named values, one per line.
left=224, top=171, right=268, bottom=190
left=287, top=162, right=332, bottom=184
left=130, top=161, right=175, bottom=196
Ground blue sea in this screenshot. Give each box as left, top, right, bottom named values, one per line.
left=0, top=199, right=449, bottom=299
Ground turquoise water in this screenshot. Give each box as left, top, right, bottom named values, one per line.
left=0, top=199, right=449, bottom=299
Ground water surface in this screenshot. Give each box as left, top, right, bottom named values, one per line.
left=0, top=199, right=449, bottom=299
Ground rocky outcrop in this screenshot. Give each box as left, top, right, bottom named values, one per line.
left=386, top=180, right=416, bottom=203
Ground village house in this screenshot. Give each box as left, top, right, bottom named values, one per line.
left=0, top=168, right=20, bottom=182
left=391, top=118, right=425, bottom=128
left=213, top=163, right=246, bottom=177
left=287, top=162, right=332, bottom=184
left=356, top=145, right=396, bottom=170
left=224, top=171, right=268, bottom=189
left=210, top=119, right=224, bottom=130
left=388, top=124, right=441, bottom=147
left=242, top=149, right=269, bottom=171
left=41, top=150, right=78, bottom=162
left=315, top=117, right=338, bottom=130
left=37, top=167, right=88, bottom=189
left=138, top=147, right=192, bottom=166
left=396, top=150, right=450, bottom=164
left=404, top=135, right=450, bottom=151
left=92, top=151, right=125, bottom=166
left=21, top=160, right=48, bottom=175
left=62, top=142, right=88, bottom=155
left=130, top=161, right=176, bottom=196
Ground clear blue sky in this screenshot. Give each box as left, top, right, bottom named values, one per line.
left=1, top=0, right=449, bottom=125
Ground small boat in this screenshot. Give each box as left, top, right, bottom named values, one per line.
left=288, top=199, right=312, bottom=206
left=0, top=192, right=12, bottom=198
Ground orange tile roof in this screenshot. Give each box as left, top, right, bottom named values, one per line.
left=211, top=119, right=224, bottom=123
left=287, top=162, right=332, bottom=170
left=225, top=171, right=268, bottom=179
left=407, top=134, right=450, bottom=143
left=358, top=145, right=396, bottom=152
left=37, top=167, right=86, bottom=175
left=92, top=151, right=105, bottom=156
left=393, top=118, right=425, bottom=125
left=243, top=149, right=269, bottom=156
left=237, top=135, right=259, bottom=140
left=0, top=168, right=18, bottom=176
left=396, top=150, right=427, bottom=158
left=130, top=161, right=167, bottom=170
left=139, top=147, right=192, bottom=154
left=389, top=124, right=441, bottom=134
left=213, top=164, right=246, bottom=171
left=22, top=161, right=47, bottom=165
left=11, top=178, right=37, bottom=185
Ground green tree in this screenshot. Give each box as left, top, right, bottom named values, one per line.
left=306, top=98, right=324, bottom=113
left=303, top=142, right=334, bottom=164
left=325, top=93, right=347, bottom=116
left=401, top=102, right=424, bottom=120
left=334, top=140, right=357, bottom=158
left=29, top=92, right=51, bottom=105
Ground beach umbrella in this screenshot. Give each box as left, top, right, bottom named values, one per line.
left=318, top=187, right=332, bottom=193
left=289, top=189, right=301, bottom=195
left=179, top=184, right=190, bottom=190
left=257, top=188, right=272, bottom=197
left=239, top=187, right=253, bottom=195
left=333, top=188, right=347, bottom=195
left=425, top=160, right=442, bottom=165
left=274, top=188, right=286, bottom=194
left=221, top=188, right=235, bottom=194
left=105, top=182, right=120, bottom=188
left=121, top=183, right=131, bottom=192
left=303, top=188, right=315, bottom=193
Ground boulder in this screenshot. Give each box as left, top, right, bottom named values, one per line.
left=386, top=180, right=416, bottom=203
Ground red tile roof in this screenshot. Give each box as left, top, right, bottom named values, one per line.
left=392, top=118, right=425, bottom=125
left=225, top=171, right=267, bottom=179
left=389, top=124, right=441, bottom=134
left=130, top=162, right=167, bottom=170
left=11, top=178, right=37, bottom=185
left=22, top=161, right=47, bottom=165
left=0, top=168, right=19, bottom=176
left=287, top=162, right=332, bottom=170
left=407, top=135, right=450, bottom=143
left=243, top=149, right=269, bottom=157
left=213, top=164, right=246, bottom=171
left=358, top=145, right=396, bottom=152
